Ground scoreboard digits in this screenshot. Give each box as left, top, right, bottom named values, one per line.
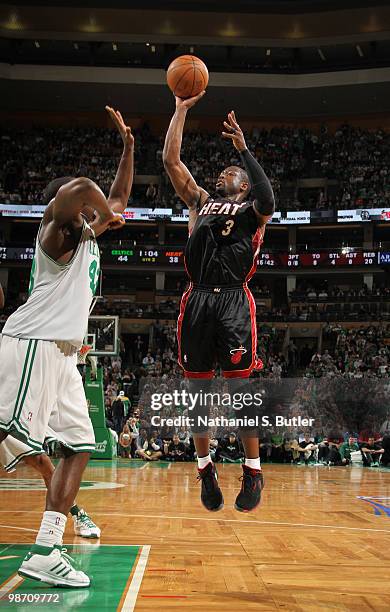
left=0, top=247, right=34, bottom=261
left=0, top=247, right=388, bottom=268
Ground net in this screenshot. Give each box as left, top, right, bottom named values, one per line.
left=77, top=344, right=93, bottom=365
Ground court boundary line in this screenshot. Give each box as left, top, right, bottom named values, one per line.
left=120, top=545, right=151, bottom=611
left=88, top=512, right=390, bottom=534
left=0, top=543, right=149, bottom=610
left=0, top=573, right=24, bottom=600
left=1, top=513, right=389, bottom=535
left=0, top=525, right=38, bottom=533
left=0, top=542, right=149, bottom=547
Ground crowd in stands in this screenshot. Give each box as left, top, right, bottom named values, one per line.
left=58, top=291, right=390, bottom=322
left=98, top=319, right=390, bottom=468
left=305, top=324, right=389, bottom=378
left=0, top=124, right=160, bottom=205
left=113, top=419, right=390, bottom=467
left=109, top=396, right=390, bottom=467
left=2, top=278, right=390, bottom=330
left=1, top=123, right=389, bottom=211
left=290, top=282, right=390, bottom=301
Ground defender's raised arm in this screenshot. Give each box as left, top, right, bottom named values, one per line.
left=105, top=105, right=134, bottom=215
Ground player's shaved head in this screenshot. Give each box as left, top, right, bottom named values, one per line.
left=43, top=176, right=75, bottom=205
left=227, top=166, right=249, bottom=184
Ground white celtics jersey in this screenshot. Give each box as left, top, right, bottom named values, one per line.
left=2, top=220, right=100, bottom=350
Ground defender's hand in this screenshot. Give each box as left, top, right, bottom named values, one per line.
left=105, top=106, right=134, bottom=150
left=99, top=210, right=126, bottom=231
left=222, top=110, right=247, bottom=152
left=175, top=91, right=205, bottom=110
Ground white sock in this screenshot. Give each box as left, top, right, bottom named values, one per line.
left=245, top=457, right=261, bottom=470
left=198, top=454, right=212, bottom=469
left=35, top=511, right=67, bottom=548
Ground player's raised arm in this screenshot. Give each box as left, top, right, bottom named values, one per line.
left=163, top=93, right=209, bottom=214
left=50, top=177, right=124, bottom=234
left=222, top=111, right=275, bottom=226
left=105, top=105, right=135, bottom=214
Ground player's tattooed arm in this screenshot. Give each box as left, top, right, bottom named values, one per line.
left=222, top=111, right=275, bottom=226
left=0, top=282, right=4, bottom=310
left=163, top=92, right=209, bottom=214
left=105, top=106, right=134, bottom=215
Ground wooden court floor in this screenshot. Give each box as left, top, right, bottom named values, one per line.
left=1, top=460, right=390, bottom=611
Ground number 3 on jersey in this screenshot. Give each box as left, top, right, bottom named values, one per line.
left=222, top=219, right=235, bottom=236
left=89, top=259, right=100, bottom=295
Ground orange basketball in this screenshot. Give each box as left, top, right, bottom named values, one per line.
left=166, top=55, right=209, bottom=99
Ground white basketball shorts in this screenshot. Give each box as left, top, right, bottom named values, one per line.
left=0, top=335, right=95, bottom=472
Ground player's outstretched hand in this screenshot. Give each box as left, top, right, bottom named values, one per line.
left=175, top=91, right=205, bottom=110
left=105, top=106, right=134, bottom=150
left=222, top=110, right=247, bottom=152
left=106, top=212, right=126, bottom=230
left=91, top=211, right=126, bottom=236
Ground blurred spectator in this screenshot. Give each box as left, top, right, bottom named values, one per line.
left=360, top=437, right=384, bottom=467
left=215, top=433, right=243, bottom=463
left=166, top=434, right=187, bottom=462
left=327, top=436, right=360, bottom=465
left=119, top=423, right=132, bottom=459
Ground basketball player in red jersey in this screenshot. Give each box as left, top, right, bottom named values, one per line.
left=163, top=92, right=275, bottom=512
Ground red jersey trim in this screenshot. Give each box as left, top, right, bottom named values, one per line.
left=177, top=282, right=193, bottom=371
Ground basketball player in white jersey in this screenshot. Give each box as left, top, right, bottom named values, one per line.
left=0, top=106, right=133, bottom=587
left=0, top=283, right=100, bottom=538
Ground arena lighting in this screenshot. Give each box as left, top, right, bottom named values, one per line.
left=266, top=48, right=271, bottom=56
left=146, top=42, right=150, bottom=46
left=356, top=44, right=364, bottom=57
left=151, top=45, right=156, bottom=53
left=317, top=48, right=326, bottom=61
left=81, top=16, right=102, bottom=33
left=3, top=12, right=23, bottom=30
left=112, top=43, right=117, bottom=51
left=34, top=41, right=40, bottom=48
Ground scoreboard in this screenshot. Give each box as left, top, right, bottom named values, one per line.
left=258, top=251, right=379, bottom=268
left=0, top=247, right=388, bottom=268
left=0, top=246, right=34, bottom=261
left=108, top=249, right=382, bottom=268
left=108, top=248, right=184, bottom=266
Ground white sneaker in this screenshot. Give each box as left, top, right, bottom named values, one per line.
left=18, top=546, right=90, bottom=588
left=73, top=509, right=101, bottom=539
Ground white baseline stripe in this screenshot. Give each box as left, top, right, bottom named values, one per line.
left=121, top=545, right=151, bottom=612
left=0, top=525, right=38, bottom=533
left=0, top=573, right=24, bottom=599
left=1, top=513, right=389, bottom=535
left=88, top=512, right=390, bottom=534
left=0, top=542, right=147, bottom=548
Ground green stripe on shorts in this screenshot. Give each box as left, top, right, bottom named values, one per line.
left=16, top=340, right=38, bottom=421
left=13, top=339, right=33, bottom=421
left=5, top=449, right=42, bottom=472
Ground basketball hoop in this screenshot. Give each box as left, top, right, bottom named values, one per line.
left=77, top=344, right=92, bottom=365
